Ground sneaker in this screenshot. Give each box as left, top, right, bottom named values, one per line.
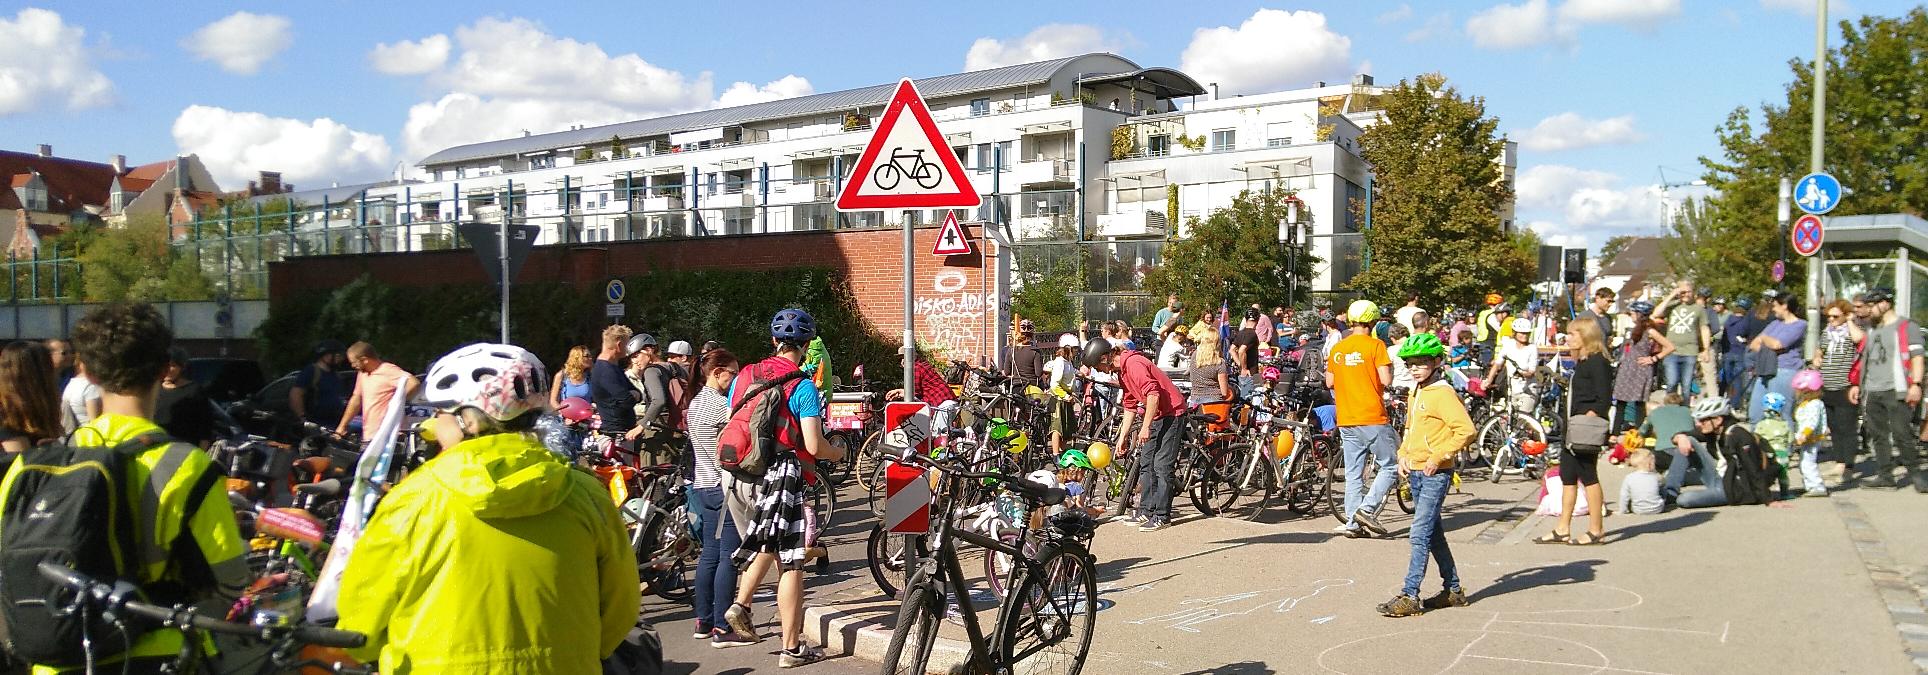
left=711, top=630, right=760, bottom=648
left=1139, top=518, right=1168, bottom=532
left=1331, top=523, right=1354, bottom=534
left=1343, top=527, right=1370, bottom=539
left=1376, top=594, right=1425, bottom=617
left=1422, top=589, right=1469, bottom=610
left=802, top=545, right=829, bottom=562
left=1913, top=472, right=1928, bottom=494
left=1869, top=473, right=1897, bottom=489
left=723, top=603, right=757, bottom=638
left=779, top=643, right=827, bottom=668
left=1352, top=509, right=1389, bottom=536
left=693, top=621, right=715, bottom=639
left=1804, top=488, right=1829, bottom=498
left=1118, top=513, right=1145, bottom=525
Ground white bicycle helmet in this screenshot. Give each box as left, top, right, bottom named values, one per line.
left=1690, top=397, right=1731, bottom=421
left=1025, top=469, right=1059, bottom=490
left=420, top=343, right=549, bottom=422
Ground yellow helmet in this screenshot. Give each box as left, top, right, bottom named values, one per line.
left=1006, top=431, right=1030, bottom=455
left=1087, top=441, right=1113, bottom=470
left=1272, top=429, right=1296, bottom=460
left=1347, top=300, right=1381, bottom=324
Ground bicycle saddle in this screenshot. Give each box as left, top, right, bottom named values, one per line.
left=295, top=478, right=343, bottom=497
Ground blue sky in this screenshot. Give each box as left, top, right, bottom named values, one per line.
left=0, top=0, right=1907, bottom=249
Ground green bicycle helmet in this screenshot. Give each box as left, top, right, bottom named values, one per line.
left=1059, top=449, right=1092, bottom=470
left=988, top=418, right=1015, bottom=441
left=1397, top=332, right=1446, bottom=359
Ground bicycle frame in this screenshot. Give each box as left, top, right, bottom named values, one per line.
left=901, top=461, right=1061, bottom=669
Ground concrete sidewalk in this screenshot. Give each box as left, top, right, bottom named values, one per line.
left=783, top=464, right=1924, bottom=674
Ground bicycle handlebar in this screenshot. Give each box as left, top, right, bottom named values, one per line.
left=37, top=562, right=366, bottom=649
left=899, top=452, right=1066, bottom=506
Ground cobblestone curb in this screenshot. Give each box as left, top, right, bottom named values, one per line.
left=1831, top=493, right=1928, bottom=673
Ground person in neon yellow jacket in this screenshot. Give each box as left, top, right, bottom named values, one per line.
left=336, top=343, right=641, bottom=673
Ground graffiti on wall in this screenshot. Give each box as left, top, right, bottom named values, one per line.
left=916, top=269, right=994, bottom=362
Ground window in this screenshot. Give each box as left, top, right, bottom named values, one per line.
left=1211, top=129, right=1237, bottom=152
left=997, top=141, right=1012, bottom=169
left=1147, top=135, right=1170, bottom=157
left=1265, top=123, right=1293, bottom=148
left=976, top=143, right=992, bottom=171
left=954, top=146, right=969, bottom=165
left=970, top=98, right=990, bottom=117
left=420, top=201, right=441, bottom=221
left=564, top=189, right=582, bottom=212
left=16, top=186, right=47, bottom=211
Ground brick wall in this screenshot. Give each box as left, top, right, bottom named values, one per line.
left=268, top=224, right=1004, bottom=360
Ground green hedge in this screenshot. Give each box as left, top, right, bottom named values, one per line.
left=255, top=268, right=902, bottom=385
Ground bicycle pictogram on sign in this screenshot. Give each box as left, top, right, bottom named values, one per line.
left=872, top=148, right=943, bottom=191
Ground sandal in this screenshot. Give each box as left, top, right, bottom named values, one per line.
left=1570, top=532, right=1605, bottom=546
left=1533, top=531, right=1571, bottom=544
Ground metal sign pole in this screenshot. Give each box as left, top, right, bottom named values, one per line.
left=904, top=211, right=916, bottom=403
left=1804, top=0, right=1828, bottom=360
left=500, top=179, right=512, bottom=344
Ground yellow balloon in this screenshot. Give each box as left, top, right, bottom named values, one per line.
left=1087, top=441, right=1113, bottom=470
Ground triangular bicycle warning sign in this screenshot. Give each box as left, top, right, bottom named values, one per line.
left=932, top=212, right=974, bottom=256
left=835, top=79, right=981, bottom=211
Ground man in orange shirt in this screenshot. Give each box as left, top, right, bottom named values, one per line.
left=1327, top=300, right=1397, bottom=538
left=337, top=341, right=422, bottom=449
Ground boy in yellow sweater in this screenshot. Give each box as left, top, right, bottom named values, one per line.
left=1378, top=333, right=1476, bottom=617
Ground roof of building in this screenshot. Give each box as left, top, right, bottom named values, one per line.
left=125, top=160, right=173, bottom=181
left=0, top=150, right=119, bottom=213
left=418, top=53, right=1145, bottom=168
left=1077, top=68, right=1206, bottom=99
left=248, top=179, right=421, bottom=207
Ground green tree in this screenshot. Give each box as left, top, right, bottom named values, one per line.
left=78, top=218, right=172, bottom=302
left=1142, top=187, right=1318, bottom=312
left=1351, top=73, right=1532, bottom=309
left=1011, top=218, right=1081, bottom=330
left=1672, top=9, right=1928, bottom=295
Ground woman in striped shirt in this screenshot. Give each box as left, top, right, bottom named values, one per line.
left=685, top=348, right=751, bottom=645
left=1816, top=300, right=1863, bottom=472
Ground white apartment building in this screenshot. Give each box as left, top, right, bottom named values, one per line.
left=279, top=54, right=1514, bottom=312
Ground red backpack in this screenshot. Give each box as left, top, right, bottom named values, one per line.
left=716, top=357, right=808, bottom=480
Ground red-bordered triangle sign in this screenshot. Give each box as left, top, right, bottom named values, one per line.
left=932, top=212, right=974, bottom=256
left=835, top=79, right=981, bottom=211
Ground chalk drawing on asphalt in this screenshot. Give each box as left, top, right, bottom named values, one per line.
left=1127, top=578, right=1355, bottom=633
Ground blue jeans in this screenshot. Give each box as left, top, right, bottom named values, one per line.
left=1135, top=416, right=1187, bottom=522
left=692, top=486, right=742, bottom=631
left=1402, top=470, right=1461, bottom=598
left=1749, top=365, right=1798, bottom=422
left=1662, top=354, right=1696, bottom=396
left=1718, top=352, right=1746, bottom=397
left=1339, top=425, right=1400, bottom=528
left=1663, top=439, right=1722, bottom=500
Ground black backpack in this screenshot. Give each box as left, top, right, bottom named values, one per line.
left=0, top=432, right=207, bottom=666
left=1719, top=424, right=1776, bottom=506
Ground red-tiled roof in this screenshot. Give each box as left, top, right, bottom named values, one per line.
left=119, top=176, right=157, bottom=193
left=9, top=175, right=32, bottom=188
left=0, top=149, right=118, bottom=213
left=125, top=160, right=172, bottom=181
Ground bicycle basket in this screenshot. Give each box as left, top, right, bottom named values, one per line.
left=1046, top=510, right=1098, bottom=546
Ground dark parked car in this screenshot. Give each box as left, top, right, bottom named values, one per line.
left=185, top=358, right=268, bottom=404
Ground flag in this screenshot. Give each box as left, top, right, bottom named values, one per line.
left=307, top=372, right=412, bottom=620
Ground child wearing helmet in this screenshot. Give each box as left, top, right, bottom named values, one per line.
left=1789, top=369, right=1830, bottom=497
left=1044, top=333, right=1082, bottom=455
left=336, top=343, right=642, bottom=673
left=1755, top=392, right=1794, bottom=498
left=1377, top=332, right=1474, bottom=618
left=1485, top=317, right=1541, bottom=411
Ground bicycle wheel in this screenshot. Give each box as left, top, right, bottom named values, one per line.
left=853, top=430, right=887, bottom=492
left=1323, top=439, right=1349, bottom=523
left=639, top=506, right=693, bottom=601
left=1394, top=473, right=1415, bottom=514
left=823, top=432, right=855, bottom=487
left=996, top=541, right=1097, bottom=675
left=866, top=524, right=927, bottom=600
left=881, top=578, right=944, bottom=675
left=873, top=163, right=904, bottom=191
left=912, top=162, right=942, bottom=189
left=1189, top=444, right=1248, bottom=518
left=867, top=457, right=896, bottom=517
left=983, top=526, right=1029, bottom=599
left=1237, top=449, right=1278, bottom=522
left=809, top=483, right=837, bottom=573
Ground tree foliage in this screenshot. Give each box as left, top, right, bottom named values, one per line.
left=1351, top=73, right=1532, bottom=309
left=1142, top=187, right=1318, bottom=312
left=1672, top=8, right=1928, bottom=296
left=1011, top=219, right=1081, bottom=331
left=75, top=217, right=212, bottom=302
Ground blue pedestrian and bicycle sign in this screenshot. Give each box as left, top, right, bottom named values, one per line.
left=1795, top=172, right=1841, bottom=215
left=1791, top=214, right=1825, bottom=257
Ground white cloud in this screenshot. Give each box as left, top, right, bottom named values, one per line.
left=1516, top=164, right=1672, bottom=244
left=715, top=75, right=815, bottom=108
left=173, top=105, right=393, bottom=188
left=0, top=8, right=113, bottom=115
left=1405, top=13, right=1454, bottom=43
left=963, top=24, right=1122, bottom=71
left=1180, top=9, right=1353, bottom=96
left=183, top=12, right=292, bottom=75
left=1516, top=112, right=1648, bottom=151
left=369, top=34, right=449, bottom=76
left=1467, top=0, right=1684, bottom=49
left=1465, top=0, right=1570, bottom=49
left=379, top=17, right=812, bottom=161
left=1377, top=4, right=1414, bottom=23
left=1557, top=0, right=1681, bottom=29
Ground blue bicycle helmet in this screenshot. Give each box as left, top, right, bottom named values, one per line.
left=771, top=308, right=818, bottom=344
left=1628, top=300, right=1655, bottom=314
